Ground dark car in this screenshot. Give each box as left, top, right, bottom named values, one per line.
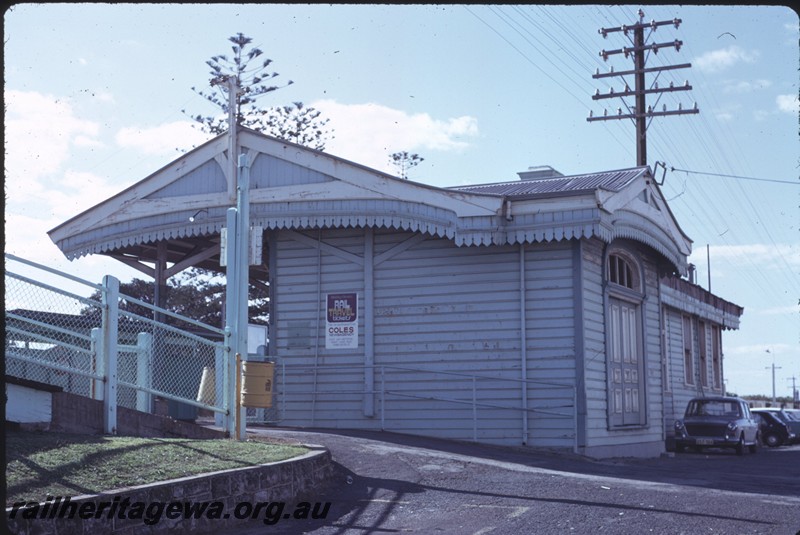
left=674, top=396, right=760, bottom=455
left=752, top=408, right=800, bottom=445
left=752, top=411, right=795, bottom=447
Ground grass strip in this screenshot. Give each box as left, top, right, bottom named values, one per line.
left=5, top=430, right=307, bottom=506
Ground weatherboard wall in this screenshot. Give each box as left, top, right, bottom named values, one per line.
left=660, top=304, right=728, bottom=436
left=579, top=237, right=666, bottom=457
left=270, top=227, right=581, bottom=447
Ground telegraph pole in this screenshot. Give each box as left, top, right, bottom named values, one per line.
left=787, top=376, right=798, bottom=407
left=765, top=348, right=782, bottom=405
left=588, top=9, right=699, bottom=167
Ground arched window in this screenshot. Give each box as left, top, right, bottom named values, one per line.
left=607, top=253, right=639, bottom=291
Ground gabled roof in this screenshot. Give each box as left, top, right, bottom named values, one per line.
left=48, top=127, right=693, bottom=274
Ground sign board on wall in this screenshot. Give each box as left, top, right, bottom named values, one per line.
left=326, top=293, right=358, bottom=349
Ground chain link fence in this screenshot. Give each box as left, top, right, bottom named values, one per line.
left=5, top=259, right=104, bottom=396
left=5, top=254, right=231, bottom=430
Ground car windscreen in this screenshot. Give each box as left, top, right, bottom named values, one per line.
left=686, top=400, right=742, bottom=417
left=783, top=410, right=800, bottom=421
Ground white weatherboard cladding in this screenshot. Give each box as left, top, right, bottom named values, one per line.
left=580, top=238, right=664, bottom=453
left=271, top=227, right=587, bottom=446
left=642, top=255, right=665, bottom=438
left=662, top=306, right=699, bottom=435
left=523, top=242, right=578, bottom=448
left=248, top=150, right=335, bottom=189
left=581, top=238, right=608, bottom=440
left=147, top=159, right=227, bottom=198
left=373, top=233, right=524, bottom=443
left=661, top=304, right=726, bottom=433
left=274, top=228, right=370, bottom=428
left=660, top=285, right=741, bottom=329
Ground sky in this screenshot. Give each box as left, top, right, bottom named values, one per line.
left=4, top=4, right=799, bottom=398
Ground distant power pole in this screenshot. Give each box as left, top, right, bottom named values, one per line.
left=787, top=376, right=798, bottom=405
left=765, top=358, right=782, bottom=405
left=587, top=9, right=699, bottom=167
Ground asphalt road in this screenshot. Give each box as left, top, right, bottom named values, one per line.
left=233, top=427, right=800, bottom=535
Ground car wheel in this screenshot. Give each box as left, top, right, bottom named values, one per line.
left=749, top=432, right=759, bottom=454
left=763, top=432, right=783, bottom=448
left=735, top=434, right=744, bottom=456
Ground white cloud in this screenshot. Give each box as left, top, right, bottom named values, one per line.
left=4, top=213, right=65, bottom=265
left=723, top=79, right=772, bottom=93
left=310, top=99, right=479, bottom=173
left=4, top=89, right=100, bottom=181
left=756, top=304, right=800, bottom=316
left=74, top=135, right=105, bottom=148
left=725, top=343, right=792, bottom=357
left=693, top=46, right=759, bottom=73
left=776, top=94, right=799, bottom=114
left=51, top=170, right=125, bottom=217
left=115, top=121, right=212, bottom=155
left=690, top=243, right=800, bottom=274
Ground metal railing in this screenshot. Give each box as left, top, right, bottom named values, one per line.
left=258, top=361, right=577, bottom=449
left=5, top=254, right=232, bottom=433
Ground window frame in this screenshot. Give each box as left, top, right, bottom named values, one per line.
left=698, top=320, right=708, bottom=387
left=682, top=315, right=695, bottom=387
left=711, top=325, right=722, bottom=390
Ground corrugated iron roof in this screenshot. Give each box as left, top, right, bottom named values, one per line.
left=449, top=166, right=648, bottom=198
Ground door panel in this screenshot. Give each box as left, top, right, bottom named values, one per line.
left=609, top=298, right=644, bottom=426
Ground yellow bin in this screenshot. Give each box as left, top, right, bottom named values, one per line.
left=240, top=361, right=274, bottom=408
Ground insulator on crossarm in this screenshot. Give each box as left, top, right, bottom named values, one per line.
left=693, top=102, right=698, bottom=110
left=684, top=80, right=690, bottom=87
left=673, top=18, right=680, bottom=28
left=669, top=81, right=674, bottom=88
left=617, top=108, right=622, bottom=115
left=604, top=109, right=608, bottom=117
left=647, top=105, right=653, bottom=113
left=609, top=87, right=614, bottom=95
left=654, top=82, right=659, bottom=89
left=595, top=89, right=600, bottom=96
left=678, top=102, right=683, bottom=110
left=595, top=68, right=600, bottom=75
left=589, top=110, right=594, bottom=118
left=662, top=104, right=667, bottom=112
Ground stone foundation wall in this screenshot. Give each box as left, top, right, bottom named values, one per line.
left=49, top=391, right=226, bottom=439
left=6, top=448, right=334, bottom=534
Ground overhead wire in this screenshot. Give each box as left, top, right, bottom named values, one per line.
left=467, top=4, right=799, bottom=303
left=641, top=7, right=798, bottom=299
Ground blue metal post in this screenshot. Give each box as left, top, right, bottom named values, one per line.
left=235, top=153, right=250, bottom=440
left=101, top=275, right=119, bottom=434
left=225, top=207, right=238, bottom=438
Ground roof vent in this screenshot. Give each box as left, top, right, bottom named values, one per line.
left=517, top=165, right=564, bottom=181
